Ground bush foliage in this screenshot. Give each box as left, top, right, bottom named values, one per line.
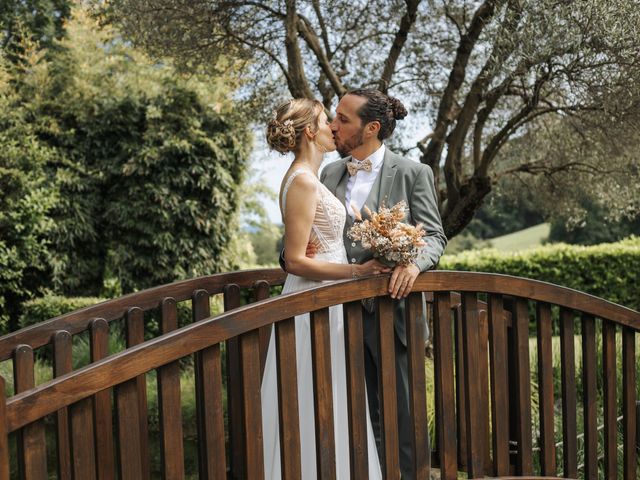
left=440, top=237, right=640, bottom=311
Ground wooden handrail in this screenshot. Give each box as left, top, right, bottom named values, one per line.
left=5, top=271, right=639, bottom=433
left=0, top=268, right=286, bottom=360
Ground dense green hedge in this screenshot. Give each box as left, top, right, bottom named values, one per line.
left=439, top=236, right=640, bottom=311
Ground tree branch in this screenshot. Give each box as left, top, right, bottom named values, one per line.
left=296, top=14, right=346, bottom=96
left=421, top=0, right=500, bottom=169
left=283, top=0, right=314, bottom=98
left=378, top=0, right=422, bottom=93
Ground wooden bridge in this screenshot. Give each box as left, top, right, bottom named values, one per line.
left=0, top=269, right=638, bottom=479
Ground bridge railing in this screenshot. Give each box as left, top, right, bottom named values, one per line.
left=0, top=271, right=638, bottom=479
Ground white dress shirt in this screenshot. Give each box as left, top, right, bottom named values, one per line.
left=345, top=144, right=386, bottom=219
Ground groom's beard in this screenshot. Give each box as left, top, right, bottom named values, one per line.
left=336, top=127, right=365, bottom=157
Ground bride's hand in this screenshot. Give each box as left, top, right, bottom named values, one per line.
left=355, top=259, right=392, bottom=277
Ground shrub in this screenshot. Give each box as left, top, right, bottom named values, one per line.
left=440, top=236, right=640, bottom=310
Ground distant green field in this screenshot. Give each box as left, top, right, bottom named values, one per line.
left=488, top=222, right=550, bottom=252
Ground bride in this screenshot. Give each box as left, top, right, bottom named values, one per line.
left=261, top=98, right=387, bottom=479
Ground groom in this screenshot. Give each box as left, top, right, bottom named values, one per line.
left=322, top=89, right=447, bottom=479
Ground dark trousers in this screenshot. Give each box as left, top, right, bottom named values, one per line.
left=363, top=307, right=427, bottom=480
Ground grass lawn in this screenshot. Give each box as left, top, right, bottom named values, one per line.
left=489, top=223, right=551, bottom=252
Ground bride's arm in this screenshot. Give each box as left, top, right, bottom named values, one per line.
left=283, top=175, right=385, bottom=281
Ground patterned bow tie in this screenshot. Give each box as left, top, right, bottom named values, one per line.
left=346, top=158, right=373, bottom=176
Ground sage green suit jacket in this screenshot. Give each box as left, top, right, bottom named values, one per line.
left=320, top=148, right=447, bottom=345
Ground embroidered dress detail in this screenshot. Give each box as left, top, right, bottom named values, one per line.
left=281, top=168, right=346, bottom=263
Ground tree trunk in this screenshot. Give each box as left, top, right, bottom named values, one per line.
left=442, top=175, right=492, bottom=239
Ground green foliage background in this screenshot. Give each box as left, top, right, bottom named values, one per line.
left=0, top=8, right=252, bottom=331
left=440, top=236, right=640, bottom=311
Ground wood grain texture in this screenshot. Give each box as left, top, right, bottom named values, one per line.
left=0, top=377, right=8, bottom=480
left=377, top=297, right=400, bottom=479
left=343, top=301, right=369, bottom=479
left=253, top=280, right=272, bottom=381
left=115, top=378, right=143, bottom=479
left=240, top=328, right=264, bottom=479
left=0, top=268, right=286, bottom=361
left=157, top=298, right=184, bottom=479
left=223, top=284, right=244, bottom=480
left=581, top=314, right=597, bottom=480
left=488, top=295, right=509, bottom=477
left=622, top=327, right=636, bottom=480
left=5, top=274, right=640, bottom=437
left=406, top=293, right=430, bottom=479
left=536, top=302, right=556, bottom=476
left=310, top=307, right=337, bottom=480
left=275, top=317, right=302, bottom=480
left=90, top=318, right=115, bottom=480
left=69, top=397, right=96, bottom=480
left=513, top=299, right=533, bottom=476
left=559, top=308, right=577, bottom=479
left=14, top=344, right=47, bottom=480
left=453, top=304, right=467, bottom=470
left=433, top=292, right=456, bottom=480
left=602, top=320, right=617, bottom=480
left=3, top=270, right=637, bottom=363
left=125, top=307, right=150, bottom=480
left=53, top=331, right=73, bottom=480
left=461, top=293, right=484, bottom=478
left=193, top=289, right=226, bottom=479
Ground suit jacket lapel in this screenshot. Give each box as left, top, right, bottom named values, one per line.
left=368, top=149, right=398, bottom=213
left=324, top=157, right=350, bottom=204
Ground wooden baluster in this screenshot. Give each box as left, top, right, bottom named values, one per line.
left=581, top=314, right=597, bottom=480
left=488, top=294, right=509, bottom=477
left=622, top=327, right=636, bottom=480
left=536, top=302, right=556, bottom=476
left=275, top=317, right=301, bottom=480
left=224, top=284, right=244, bottom=479
left=157, top=298, right=185, bottom=479
left=344, top=301, right=369, bottom=478
left=53, top=331, right=73, bottom=480
left=433, top=292, right=456, bottom=480
left=115, top=371, right=143, bottom=479
left=453, top=303, right=467, bottom=470
left=253, top=280, right=272, bottom=380
left=513, top=298, right=533, bottom=475
left=0, top=376, right=8, bottom=480
left=406, top=293, right=429, bottom=479
left=14, top=344, right=47, bottom=479
left=377, top=296, right=400, bottom=479
left=461, top=293, right=484, bottom=478
left=310, top=307, right=337, bottom=479
left=90, top=318, right=115, bottom=480
left=125, top=307, right=150, bottom=479
left=478, top=307, right=492, bottom=473
left=560, top=308, right=578, bottom=478
left=69, top=398, right=96, bottom=478
left=193, top=289, right=226, bottom=479
left=240, top=327, right=264, bottom=479
left=602, top=320, right=617, bottom=480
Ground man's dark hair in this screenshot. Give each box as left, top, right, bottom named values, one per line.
left=348, top=89, right=408, bottom=140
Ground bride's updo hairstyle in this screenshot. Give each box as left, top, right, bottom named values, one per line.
left=348, top=89, right=407, bottom=140
left=266, top=98, right=324, bottom=154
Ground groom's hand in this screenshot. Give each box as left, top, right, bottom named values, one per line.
left=389, top=263, right=420, bottom=299
left=305, top=240, right=319, bottom=258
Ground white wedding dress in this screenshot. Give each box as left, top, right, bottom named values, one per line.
left=261, top=168, right=382, bottom=479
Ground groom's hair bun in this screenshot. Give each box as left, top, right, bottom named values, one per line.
left=389, top=96, right=408, bottom=120
left=266, top=98, right=324, bottom=154
left=348, top=89, right=407, bottom=140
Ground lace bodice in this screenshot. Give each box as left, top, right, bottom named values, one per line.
left=281, top=168, right=346, bottom=261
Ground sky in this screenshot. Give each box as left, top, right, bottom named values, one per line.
left=250, top=113, right=433, bottom=225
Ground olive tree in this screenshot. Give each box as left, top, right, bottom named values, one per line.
left=105, top=0, right=640, bottom=237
